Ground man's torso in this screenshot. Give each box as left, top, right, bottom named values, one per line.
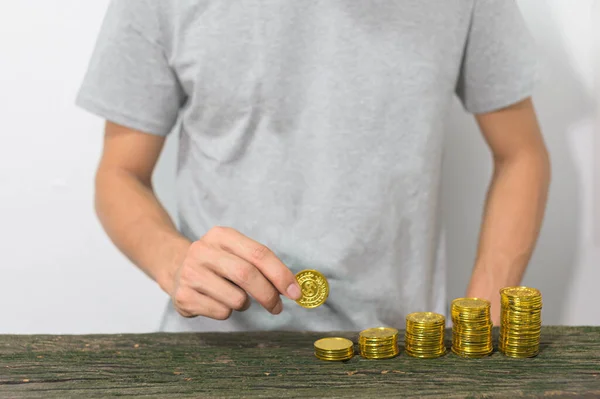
left=158, top=0, right=474, bottom=332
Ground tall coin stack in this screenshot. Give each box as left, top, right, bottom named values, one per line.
left=404, top=312, right=447, bottom=359
left=358, top=327, right=400, bottom=359
left=499, top=286, right=543, bottom=358
left=451, top=298, right=494, bottom=358
left=314, top=337, right=355, bottom=361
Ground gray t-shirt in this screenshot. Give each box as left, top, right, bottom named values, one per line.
left=76, top=0, right=537, bottom=332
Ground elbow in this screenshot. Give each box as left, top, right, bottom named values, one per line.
left=540, top=146, right=551, bottom=186
left=93, top=167, right=109, bottom=224
left=527, top=143, right=551, bottom=185
left=535, top=144, right=551, bottom=187
left=93, top=166, right=154, bottom=218
left=494, top=143, right=551, bottom=188
left=93, top=166, right=122, bottom=223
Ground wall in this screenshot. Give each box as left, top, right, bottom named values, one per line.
left=0, top=0, right=169, bottom=334
left=0, top=0, right=597, bottom=334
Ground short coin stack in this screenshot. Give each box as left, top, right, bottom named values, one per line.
left=404, top=312, right=447, bottom=358
left=314, top=337, right=355, bottom=361
left=358, top=327, right=400, bottom=359
left=499, top=286, right=543, bottom=358
left=451, top=298, right=494, bottom=358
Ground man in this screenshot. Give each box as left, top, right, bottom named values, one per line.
left=76, top=0, right=550, bottom=332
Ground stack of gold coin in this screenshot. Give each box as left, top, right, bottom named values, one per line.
left=314, top=337, right=355, bottom=361
left=499, top=286, right=543, bottom=358
left=358, top=327, right=400, bottom=359
left=404, top=312, right=447, bottom=358
left=451, top=298, right=493, bottom=358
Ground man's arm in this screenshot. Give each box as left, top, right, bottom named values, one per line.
left=465, top=98, right=550, bottom=325
left=95, top=121, right=191, bottom=295
left=95, top=122, right=302, bottom=319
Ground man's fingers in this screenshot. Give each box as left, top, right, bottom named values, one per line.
left=185, top=240, right=284, bottom=315
left=172, top=287, right=233, bottom=320
left=205, top=227, right=302, bottom=300
left=185, top=268, right=250, bottom=312
left=238, top=296, right=252, bottom=312
left=211, top=251, right=284, bottom=314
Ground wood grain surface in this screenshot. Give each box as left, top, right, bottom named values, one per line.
left=1, top=327, right=599, bottom=398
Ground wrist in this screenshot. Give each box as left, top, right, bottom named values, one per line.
left=155, top=237, right=192, bottom=296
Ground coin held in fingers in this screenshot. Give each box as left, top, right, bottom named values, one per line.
left=295, top=269, right=329, bottom=309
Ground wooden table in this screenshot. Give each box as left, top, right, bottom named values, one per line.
left=1, top=326, right=599, bottom=398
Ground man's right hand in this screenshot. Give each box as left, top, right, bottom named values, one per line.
left=95, top=122, right=301, bottom=321
left=170, top=226, right=303, bottom=320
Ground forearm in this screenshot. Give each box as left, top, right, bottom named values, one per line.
left=466, top=149, right=550, bottom=324
left=95, top=168, right=191, bottom=295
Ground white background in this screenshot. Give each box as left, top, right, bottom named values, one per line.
left=0, top=0, right=597, bottom=334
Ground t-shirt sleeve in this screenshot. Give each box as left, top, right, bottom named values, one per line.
left=455, top=0, right=538, bottom=114
left=75, top=0, right=185, bottom=136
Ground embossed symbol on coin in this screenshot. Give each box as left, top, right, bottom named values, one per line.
left=295, top=269, right=329, bottom=309
left=301, top=280, right=318, bottom=297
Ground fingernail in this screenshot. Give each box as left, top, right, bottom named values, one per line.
left=272, top=301, right=283, bottom=314
left=287, top=283, right=302, bottom=300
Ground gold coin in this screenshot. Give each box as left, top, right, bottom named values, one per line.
left=295, top=269, right=329, bottom=309
left=360, top=348, right=400, bottom=359
left=358, top=327, right=400, bottom=359
left=359, top=341, right=397, bottom=348
left=314, top=337, right=353, bottom=352
left=314, top=351, right=354, bottom=361
left=314, top=337, right=354, bottom=361
left=315, top=353, right=354, bottom=361
left=452, top=298, right=490, bottom=309
left=451, top=297, right=493, bottom=358
left=500, top=286, right=541, bottom=298
left=359, top=327, right=399, bottom=339
left=499, top=286, right=543, bottom=358
left=405, top=350, right=447, bottom=359
left=406, top=312, right=445, bottom=325
left=404, top=311, right=447, bottom=359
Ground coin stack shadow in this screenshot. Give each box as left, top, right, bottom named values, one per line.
left=358, top=327, right=400, bottom=359
left=404, top=312, right=447, bottom=358
left=451, top=298, right=494, bottom=358
left=499, top=286, right=543, bottom=358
